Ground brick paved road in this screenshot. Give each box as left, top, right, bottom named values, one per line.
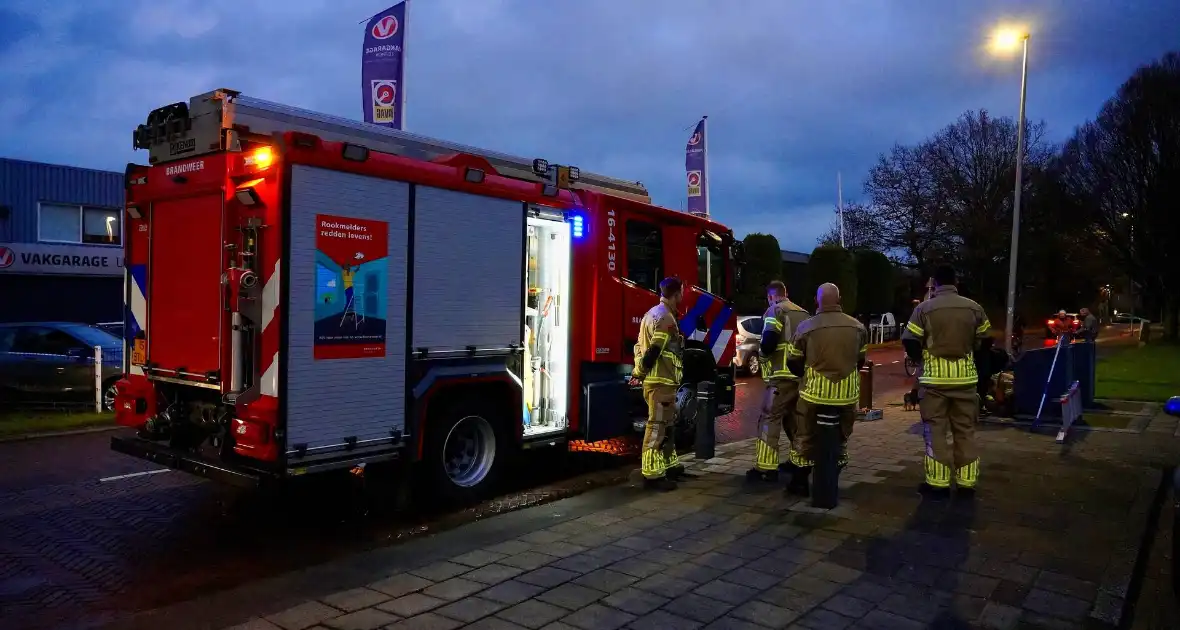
left=0, top=347, right=909, bottom=629
left=0, top=333, right=1142, bottom=630
left=0, top=371, right=792, bottom=630
left=110, top=398, right=1180, bottom=630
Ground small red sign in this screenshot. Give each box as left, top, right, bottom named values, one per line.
left=371, top=15, right=399, bottom=39
left=375, top=83, right=396, bottom=106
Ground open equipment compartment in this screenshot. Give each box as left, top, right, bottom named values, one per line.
left=524, top=209, right=573, bottom=437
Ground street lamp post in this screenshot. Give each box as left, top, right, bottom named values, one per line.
left=996, top=28, right=1031, bottom=355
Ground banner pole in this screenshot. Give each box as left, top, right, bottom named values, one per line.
left=400, top=0, right=409, bottom=130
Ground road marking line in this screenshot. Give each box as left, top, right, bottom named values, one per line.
left=892, top=360, right=900, bottom=364
left=99, top=469, right=170, bottom=482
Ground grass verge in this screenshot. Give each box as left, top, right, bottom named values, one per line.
left=0, top=410, right=115, bottom=439
left=1096, top=342, right=1180, bottom=402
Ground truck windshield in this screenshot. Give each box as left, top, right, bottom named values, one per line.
left=697, top=231, right=725, bottom=297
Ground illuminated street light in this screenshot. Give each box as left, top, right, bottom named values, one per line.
left=991, top=28, right=1026, bottom=53
left=993, top=25, right=1031, bottom=356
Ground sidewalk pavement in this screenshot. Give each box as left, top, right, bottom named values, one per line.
left=1129, top=466, right=1178, bottom=630
left=110, top=406, right=1180, bottom=630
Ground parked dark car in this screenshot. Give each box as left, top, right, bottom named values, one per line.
left=0, top=322, right=123, bottom=410
left=95, top=321, right=124, bottom=338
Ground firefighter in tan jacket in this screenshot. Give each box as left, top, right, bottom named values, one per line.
left=784, top=283, right=867, bottom=497
left=630, top=277, right=688, bottom=492
left=747, top=280, right=811, bottom=482
left=901, top=265, right=991, bottom=496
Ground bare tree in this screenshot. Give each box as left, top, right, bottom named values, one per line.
left=1056, top=52, right=1180, bottom=339
left=923, top=110, right=1051, bottom=305
left=862, top=143, right=950, bottom=273
left=816, top=201, right=885, bottom=251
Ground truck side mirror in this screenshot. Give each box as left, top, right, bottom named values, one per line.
left=696, top=315, right=709, bottom=333
left=731, top=242, right=747, bottom=294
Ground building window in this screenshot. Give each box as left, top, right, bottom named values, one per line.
left=38, top=203, right=121, bottom=245
left=625, top=220, right=663, bottom=293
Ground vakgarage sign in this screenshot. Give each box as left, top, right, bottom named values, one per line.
left=0, top=242, right=124, bottom=277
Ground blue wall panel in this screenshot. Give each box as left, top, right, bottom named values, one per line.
left=0, top=158, right=123, bottom=243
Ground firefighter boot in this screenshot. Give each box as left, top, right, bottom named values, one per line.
left=667, top=465, right=699, bottom=481
left=644, top=476, right=678, bottom=492
left=786, top=468, right=811, bottom=497
left=746, top=468, right=780, bottom=483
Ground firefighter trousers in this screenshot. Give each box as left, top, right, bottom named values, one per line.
left=754, top=379, right=799, bottom=471
left=788, top=399, right=855, bottom=468
left=919, top=385, right=980, bottom=488
left=641, top=385, right=679, bottom=479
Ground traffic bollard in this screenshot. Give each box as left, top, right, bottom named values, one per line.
left=695, top=381, right=716, bottom=461
left=812, top=405, right=842, bottom=509
left=858, top=360, right=874, bottom=411
left=94, top=345, right=103, bottom=413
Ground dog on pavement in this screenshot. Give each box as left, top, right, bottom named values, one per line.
left=903, top=388, right=920, bottom=411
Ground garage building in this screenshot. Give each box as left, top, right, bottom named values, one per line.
left=0, top=157, right=124, bottom=324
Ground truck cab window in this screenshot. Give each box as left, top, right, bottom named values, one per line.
left=697, top=231, right=724, bottom=296
left=625, top=221, right=663, bottom=293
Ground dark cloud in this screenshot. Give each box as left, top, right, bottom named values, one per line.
left=0, top=0, right=1174, bottom=250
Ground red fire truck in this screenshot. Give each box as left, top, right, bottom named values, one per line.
left=111, top=89, right=741, bottom=501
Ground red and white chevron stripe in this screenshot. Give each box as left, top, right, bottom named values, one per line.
left=259, top=259, right=282, bottom=398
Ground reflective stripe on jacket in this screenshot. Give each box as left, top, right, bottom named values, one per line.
left=634, top=299, right=683, bottom=386
left=791, top=305, right=867, bottom=405
left=902, top=285, right=990, bottom=387
left=762, top=299, right=810, bottom=381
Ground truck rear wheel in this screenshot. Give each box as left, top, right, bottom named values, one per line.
left=422, top=400, right=508, bottom=505
left=102, top=378, right=120, bottom=412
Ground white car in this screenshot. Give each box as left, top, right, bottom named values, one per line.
left=732, top=315, right=763, bottom=376
left=1112, top=313, right=1149, bottom=325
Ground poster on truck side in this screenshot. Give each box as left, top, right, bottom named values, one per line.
left=313, top=214, right=389, bottom=360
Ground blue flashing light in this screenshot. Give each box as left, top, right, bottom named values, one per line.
left=571, top=213, right=585, bottom=239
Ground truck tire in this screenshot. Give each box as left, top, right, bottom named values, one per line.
left=421, top=399, right=508, bottom=506
left=102, top=378, right=120, bottom=412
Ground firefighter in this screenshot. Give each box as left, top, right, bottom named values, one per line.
left=901, top=265, right=991, bottom=497
left=746, top=280, right=811, bottom=482
left=630, top=277, right=688, bottom=492
left=783, top=283, right=867, bottom=496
